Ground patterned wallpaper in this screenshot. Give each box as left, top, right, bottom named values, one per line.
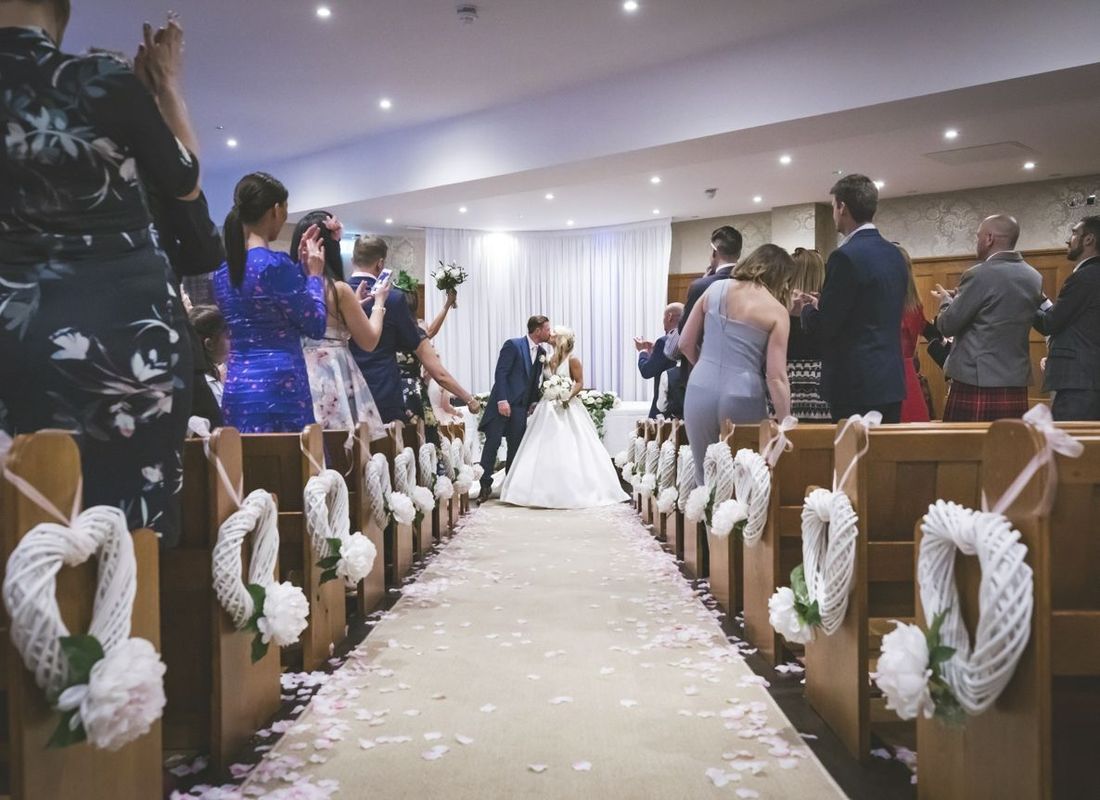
left=380, top=233, right=426, bottom=280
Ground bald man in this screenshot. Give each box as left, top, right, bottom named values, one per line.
left=932, top=214, right=1042, bottom=421
left=635, top=302, right=684, bottom=418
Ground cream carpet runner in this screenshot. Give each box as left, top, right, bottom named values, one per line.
left=241, top=504, right=847, bottom=799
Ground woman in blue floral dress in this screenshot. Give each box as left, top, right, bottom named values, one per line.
left=213, top=173, right=329, bottom=432
left=1, top=9, right=204, bottom=546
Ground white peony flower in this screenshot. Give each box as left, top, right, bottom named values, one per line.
left=621, top=462, right=635, bottom=483
left=638, top=474, right=657, bottom=497
left=56, top=637, right=166, bottom=751
left=471, top=464, right=485, bottom=482
left=336, top=532, right=376, bottom=586
left=768, top=587, right=814, bottom=645
left=257, top=582, right=309, bottom=647
left=435, top=475, right=454, bottom=501
left=656, top=487, right=679, bottom=514
left=684, top=485, right=711, bottom=524
left=710, top=499, right=748, bottom=538
left=411, top=485, right=435, bottom=514
left=872, top=622, right=935, bottom=720
left=454, top=465, right=475, bottom=494
left=387, top=491, right=416, bottom=525
left=614, top=450, right=629, bottom=468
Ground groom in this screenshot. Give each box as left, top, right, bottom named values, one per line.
left=476, top=315, right=553, bottom=503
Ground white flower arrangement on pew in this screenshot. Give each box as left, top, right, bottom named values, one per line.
left=316, top=532, right=376, bottom=588
left=656, top=486, right=679, bottom=514
left=768, top=564, right=821, bottom=646
left=410, top=485, right=436, bottom=525
left=683, top=484, right=748, bottom=539
left=541, top=374, right=574, bottom=407
left=578, top=389, right=619, bottom=438
left=385, top=490, right=417, bottom=526
left=872, top=612, right=960, bottom=723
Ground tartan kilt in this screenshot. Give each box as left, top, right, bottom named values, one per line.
left=942, top=380, right=1029, bottom=422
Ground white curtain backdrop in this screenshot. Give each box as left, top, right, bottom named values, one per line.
left=424, top=220, right=671, bottom=402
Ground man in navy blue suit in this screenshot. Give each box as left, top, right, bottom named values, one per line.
left=476, top=315, right=553, bottom=502
left=793, top=174, right=907, bottom=423
left=635, top=302, right=683, bottom=418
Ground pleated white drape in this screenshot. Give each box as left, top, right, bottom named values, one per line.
left=424, top=220, right=671, bottom=401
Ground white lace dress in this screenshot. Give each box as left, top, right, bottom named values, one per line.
left=499, top=358, right=628, bottom=509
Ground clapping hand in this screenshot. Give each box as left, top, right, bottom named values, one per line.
left=931, top=283, right=956, bottom=303
left=790, top=290, right=819, bottom=313
left=134, top=12, right=184, bottom=95
left=633, top=337, right=654, bottom=353
left=297, top=225, right=325, bottom=277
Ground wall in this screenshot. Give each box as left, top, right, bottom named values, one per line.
left=668, top=212, right=771, bottom=274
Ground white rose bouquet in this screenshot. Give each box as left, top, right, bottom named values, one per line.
left=767, top=564, right=821, bottom=645
left=431, top=260, right=469, bottom=307
left=541, top=374, right=574, bottom=407
left=578, top=389, right=619, bottom=438
left=872, top=612, right=961, bottom=723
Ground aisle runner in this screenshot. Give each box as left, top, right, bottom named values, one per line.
left=241, top=505, right=846, bottom=799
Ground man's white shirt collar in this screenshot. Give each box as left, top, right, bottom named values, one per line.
left=840, top=222, right=877, bottom=247
left=716, top=261, right=737, bottom=270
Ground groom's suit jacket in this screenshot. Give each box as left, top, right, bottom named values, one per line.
left=478, top=337, right=545, bottom=432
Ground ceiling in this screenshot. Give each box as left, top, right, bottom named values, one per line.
left=64, top=0, right=1100, bottom=234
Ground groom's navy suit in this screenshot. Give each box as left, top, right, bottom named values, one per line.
left=479, top=336, right=545, bottom=490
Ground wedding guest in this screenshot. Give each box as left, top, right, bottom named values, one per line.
left=404, top=282, right=457, bottom=340
left=681, top=245, right=793, bottom=484
left=399, top=283, right=457, bottom=437
left=290, top=211, right=387, bottom=436
left=188, top=305, right=228, bottom=424
left=1, top=5, right=202, bottom=545
left=348, top=236, right=480, bottom=424
left=213, top=173, right=328, bottom=433
left=634, top=302, right=683, bottom=419
left=933, top=215, right=1041, bottom=422
left=785, top=248, right=830, bottom=421
left=1034, top=215, right=1100, bottom=420
left=427, top=379, right=465, bottom=426
left=793, top=174, right=907, bottom=423
left=897, top=247, right=932, bottom=422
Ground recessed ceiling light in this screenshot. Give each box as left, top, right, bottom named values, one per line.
left=752, top=195, right=763, bottom=204
left=566, top=219, right=575, bottom=226
left=652, top=208, right=660, bottom=215
left=944, top=128, right=959, bottom=140
left=316, top=6, right=332, bottom=19
left=1023, top=161, right=1036, bottom=170
left=650, top=175, right=661, bottom=185
left=226, top=138, right=238, bottom=148
left=545, top=193, right=555, bottom=200
left=378, top=98, right=392, bottom=110
left=623, top=1, right=640, bottom=12
left=833, top=169, right=845, bottom=175
left=384, top=218, right=393, bottom=225
left=458, top=206, right=468, bottom=214
left=874, top=180, right=885, bottom=189
left=779, top=154, right=792, bottom=165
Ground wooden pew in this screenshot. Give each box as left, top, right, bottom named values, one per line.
left=441, top=424, right=469, bottom=519
left=743, top=422, right=835, bottom=666
left=653, top=419, right=677, bottom=545
left=807, top=422, right=988, bottom=761
left=369, top=423, right=414, bottom=588
left=400, top=423, right=430, bottom=559
left=640, top=419, right=659, bottom=527
left=240, top=425, right=344, bottom=672
left=916, top=422, right=1100, bottom=800
left=632, top=420, right=646, bottom=514
left=665, top=423, right=690, bottom=560
left=163, top=428, right=281, bottom=770
left=0, top=431, right=161, bottom=799
left=705, top=422, right=761, bottom=615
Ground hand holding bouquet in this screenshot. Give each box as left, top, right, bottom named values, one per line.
left=431, top=261, right=469, bottom=308
left=541, top=374, right=574, bottom=407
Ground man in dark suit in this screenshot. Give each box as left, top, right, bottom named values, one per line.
left=793, top=174, right=907, bottom=423
left=635, top=302, right=683, bottom=418
left=476, top=315, right=552, bottom=502
left=1035, top=215, right=1100, bottom=420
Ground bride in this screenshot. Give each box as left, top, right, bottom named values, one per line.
left=499, top=327, right=629, bottom=509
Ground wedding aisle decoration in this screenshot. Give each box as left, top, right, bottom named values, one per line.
left=368, top=454, right=416, bottom=529
left=395, top=447, right=435, bottom=529
left=305, top=468, right=377, bottom=587
left=655, top=439, right=679, bottom=514
left=420, top=442, right=454, bottom=502
left=578, top=389, right=619, bottom=438
left=676, top=445, right=696, bottom=517
left=639, top=440, right=660, bottom=498
left=212, top=489, right=309, bottom=663
left=431, top=260, right=469, bottom=306
left=684, top=442, right=747, bottom=538
left=2, top=504, right=167, bottom=750
left=734, top=417, right=798, bottom=547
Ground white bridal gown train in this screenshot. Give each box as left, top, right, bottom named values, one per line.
left=499, top=360, right=628, bottom=509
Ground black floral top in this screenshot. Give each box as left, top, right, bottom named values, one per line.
left=0, top=26, right=198, bottom=252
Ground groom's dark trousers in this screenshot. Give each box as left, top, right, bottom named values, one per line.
left=479, top=337, right=543, bottom=491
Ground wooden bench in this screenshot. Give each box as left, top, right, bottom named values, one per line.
left=916, top=421, right=1100, bottom=799
left=399, top=423, right=431, bottom=559
left=369, top=423, right=414, bottom=587
left=241, top=425, right=345, bottom=672
left=807, top=422, right=989, bottom=761
left=653, top=419, right=678, bottom=545
left=440, top=424, right=469, bottom=520
left=163, top=428, right=281, bottom=770
left=640, top=419, right=659, bottom=527
left=0, top=431, right=161, bottom=799
left=704, top=422, right=761, bottom=614
left=631, top=419, right=647, bottom=514
left=743, top=422, right=835, bottom=666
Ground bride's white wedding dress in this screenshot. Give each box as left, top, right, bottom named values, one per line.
left=499, top=357, right=629, bottom=509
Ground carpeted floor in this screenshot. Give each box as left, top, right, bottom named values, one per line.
left=241, top=503, right=848, bottom=799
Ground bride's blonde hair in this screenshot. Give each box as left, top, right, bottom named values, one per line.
left=549, top=326, right=575, bottom=372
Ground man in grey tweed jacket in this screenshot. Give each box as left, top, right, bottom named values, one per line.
left=933, top=215, right=1042, bottom=421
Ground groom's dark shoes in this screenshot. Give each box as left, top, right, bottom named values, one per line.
left=476, top=486, right=492, bottom=504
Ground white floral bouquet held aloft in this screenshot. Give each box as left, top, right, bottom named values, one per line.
left=431, top=260, right=469, bottom=307
left=541, top=373, right=574, bottom=406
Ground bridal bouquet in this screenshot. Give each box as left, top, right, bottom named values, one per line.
left=541, top=374, right=574, bottom=406
left=431, top=260, right=469, bottom=307
left=578, top=389, right=619, bottom=438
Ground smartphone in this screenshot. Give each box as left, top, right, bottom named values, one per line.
left=373, top=268, right=393, bottom=295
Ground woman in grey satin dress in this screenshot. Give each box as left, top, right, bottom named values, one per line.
left=680, top=244, right=795, bottom=484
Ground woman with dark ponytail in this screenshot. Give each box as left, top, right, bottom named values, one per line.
left=212, top=173, right=329, bottom=432
left=290, top=210, right=389, bottom=436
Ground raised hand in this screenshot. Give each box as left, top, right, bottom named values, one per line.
left=134, top=13, right=184, bottom=95
left=633, top=337, right=654, bottom=353
left=323, top=215, right=344, bottom=242
left=931, top=283, right=955, bottom=303
left=300, top=227, right=325, bottom=277
left=372, top=273, right=392, bottom=306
